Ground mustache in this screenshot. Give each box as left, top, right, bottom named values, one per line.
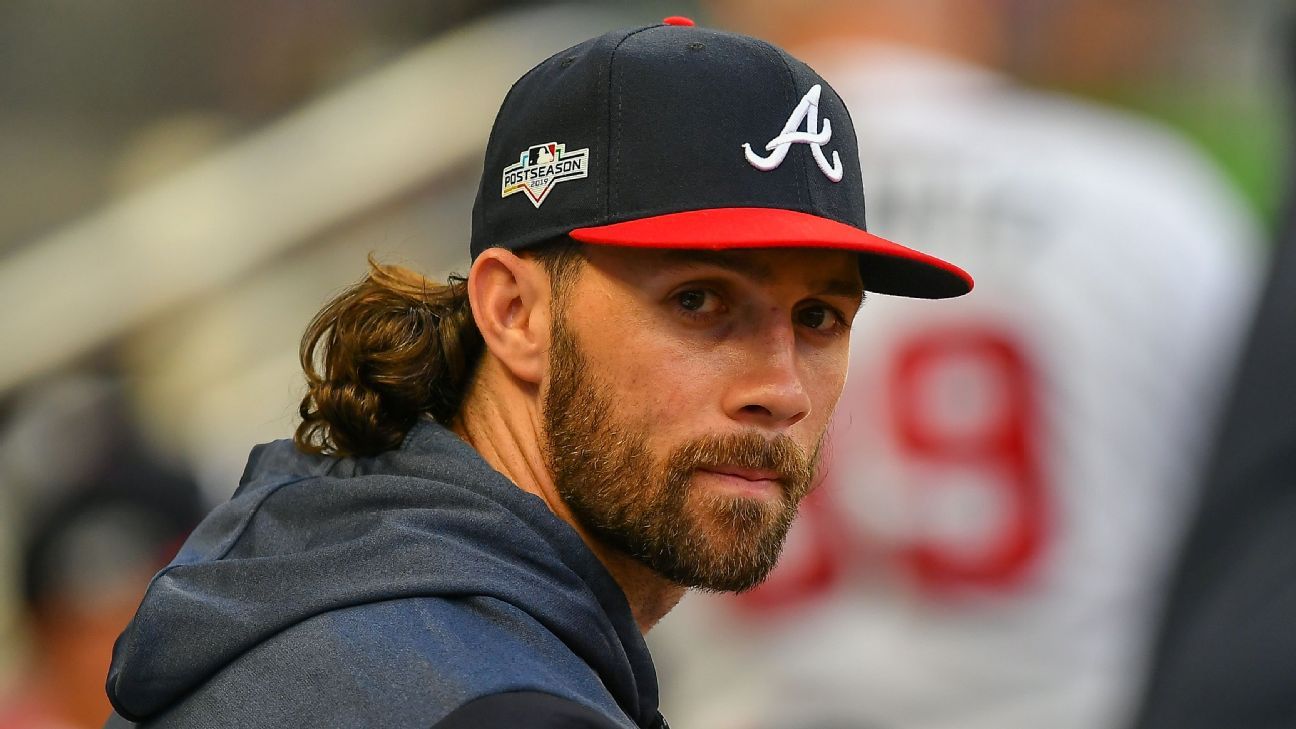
left=666, top=431, right=818, bottom=490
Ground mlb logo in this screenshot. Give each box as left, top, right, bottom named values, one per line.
left=501, top=141, right=590, bottom=209
left=528, top=144, right=557, bottom=166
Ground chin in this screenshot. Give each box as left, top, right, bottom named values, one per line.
left=666, top=495, right=793, bottom=593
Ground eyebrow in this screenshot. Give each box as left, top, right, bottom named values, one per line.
left=657, top=249, right=866, bottom=309
left=822, top=281, right=868, bottom=311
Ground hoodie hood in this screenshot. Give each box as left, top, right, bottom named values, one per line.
left=106, top=419, right=658, bottom=725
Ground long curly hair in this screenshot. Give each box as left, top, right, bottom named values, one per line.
left=295, top=241, right=581, bottom=457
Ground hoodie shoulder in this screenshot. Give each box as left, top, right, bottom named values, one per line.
left=433, top=691, right=629, bottom=728
left=134, top=595, right=639, bottom=728
left=237, top=438, right=339, bottom=490
left=107, top=421, right=657, bottom=727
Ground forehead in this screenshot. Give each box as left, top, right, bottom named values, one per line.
left=577, top=246, right=863, bottom=294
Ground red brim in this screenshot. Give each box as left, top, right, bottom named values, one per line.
left=569, top=208, right=972, bottom=299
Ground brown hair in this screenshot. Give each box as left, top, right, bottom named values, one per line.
left=295, top=242, right=581, bottom=458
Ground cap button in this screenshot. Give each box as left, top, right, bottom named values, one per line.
left=662, top=16, right=695, bottom=26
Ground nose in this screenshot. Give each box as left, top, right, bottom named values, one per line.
left=723, top=321, right=812, bottom=430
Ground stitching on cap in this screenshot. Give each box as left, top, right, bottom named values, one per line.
left=606, top=25, right=660, bottom=221
left=833, top=82, right=863, bottom=227
left=478, top=44, right=582, bottom=250
left=750, top=38, right=809, bottom=209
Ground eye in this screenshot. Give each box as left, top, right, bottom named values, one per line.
left=796, top=303, right=846, bottom=335
left=675, top=288, right=724, bottom=317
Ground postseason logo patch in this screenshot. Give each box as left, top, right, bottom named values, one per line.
left=501, top=142, right=589, bottom=208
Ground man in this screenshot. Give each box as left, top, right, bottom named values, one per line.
left=103, top=17, right=970, bottom=729
left=648, top=2, right=1260, bottom=729
left=0, top=379, right=204, bottom=729
left=1133, top=33, right=1296, bottom=728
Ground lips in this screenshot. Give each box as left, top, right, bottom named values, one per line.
left=698, top=465, right=783, bottom=482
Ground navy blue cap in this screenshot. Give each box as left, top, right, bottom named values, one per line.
left=470, top=18, right=972, bottom=299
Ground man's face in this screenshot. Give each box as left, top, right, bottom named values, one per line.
left=541, top=245, right=863, bottom=592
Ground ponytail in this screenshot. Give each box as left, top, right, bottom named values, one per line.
left=295, top=256, right=483, bottom=457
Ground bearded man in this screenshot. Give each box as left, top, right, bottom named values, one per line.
left=104, top=16, right=970, bottom=729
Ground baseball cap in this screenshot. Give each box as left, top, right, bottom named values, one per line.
left=470, top=16, right=973, bottom=299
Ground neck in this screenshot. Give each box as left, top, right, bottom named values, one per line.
left=453, top=359, right=685, bottom=633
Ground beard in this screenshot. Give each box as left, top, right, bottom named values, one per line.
left=541, top=310, right=821, bottom=593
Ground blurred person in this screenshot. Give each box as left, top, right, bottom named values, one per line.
left=1132, top=31, right=1296, bottom=729
left=0, top=381, right=202, bottom=729
left=647, top=1, right=1263, bottom=728
left=0, top=495, right=193, bottom=729
left=102, top=18, right=971, bottom=729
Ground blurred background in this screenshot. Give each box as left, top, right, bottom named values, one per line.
left=0, top=1, right=1289, bottom=727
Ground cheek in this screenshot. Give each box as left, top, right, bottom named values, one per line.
left=627, top=338, right=730, bottom=421
left=579, top=320, right=732, bottom=430
left=802, top=345, right=851, bottom=426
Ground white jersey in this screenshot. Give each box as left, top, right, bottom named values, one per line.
left=649, top=45, right=1262, bottom=729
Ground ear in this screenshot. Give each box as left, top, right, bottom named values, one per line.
left=467, top=248, right=551, bottom=385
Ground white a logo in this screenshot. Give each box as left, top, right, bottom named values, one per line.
left=742, top=84, right=843, bottom=182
